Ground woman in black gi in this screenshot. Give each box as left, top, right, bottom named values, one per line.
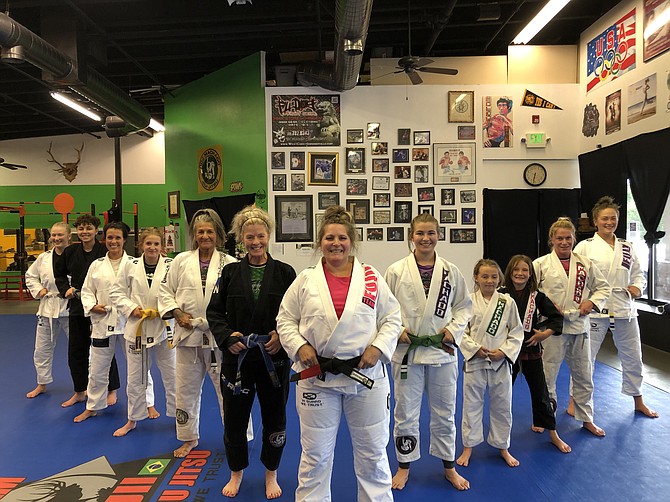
left=207, top=205, right=296, bottom=499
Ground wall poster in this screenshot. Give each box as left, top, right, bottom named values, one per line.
left=271, top=95, right=341, bottom=147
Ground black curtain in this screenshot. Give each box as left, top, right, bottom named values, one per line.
left=538, top=189, right=582, bottom=254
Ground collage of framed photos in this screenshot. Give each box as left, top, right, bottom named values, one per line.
left=271, top=115, right=477, bottom=244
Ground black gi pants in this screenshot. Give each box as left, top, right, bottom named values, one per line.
left=512, top=357, right=556, bottom=430
left=68, top=315, right=120, bottom=393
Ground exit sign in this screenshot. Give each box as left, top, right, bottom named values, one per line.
left=524, top=133, right=547, bottom=148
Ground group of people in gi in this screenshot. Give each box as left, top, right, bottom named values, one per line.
left=23, top=195, right=657, bottom=501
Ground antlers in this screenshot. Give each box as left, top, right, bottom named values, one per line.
left=47, top=142, right=84, bottom=182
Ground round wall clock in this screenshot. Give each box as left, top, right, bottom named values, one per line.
left=523, top=163, right=547, bottom=186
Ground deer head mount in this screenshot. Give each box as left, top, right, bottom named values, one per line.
left=47, top=142, right=84, bottom=182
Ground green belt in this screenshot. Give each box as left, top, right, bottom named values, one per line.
left=400, top=333, right=445, bottom=379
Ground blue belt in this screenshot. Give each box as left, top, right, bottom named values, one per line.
left=227, top=333, right=280, bottom=395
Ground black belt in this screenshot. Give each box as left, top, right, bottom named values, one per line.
left=290, top=355, right=374, bottom=389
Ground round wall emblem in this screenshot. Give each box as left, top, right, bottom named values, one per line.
left=198, top=147, right=222, bottom=191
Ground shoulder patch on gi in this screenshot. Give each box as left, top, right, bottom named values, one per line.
left=395, top=435, right=417, bottom=455
left=176, top=409, right=189, bottom=425
left=269, top=431, right=286, bottom=448
left=96, top=257, right=105, bottom=261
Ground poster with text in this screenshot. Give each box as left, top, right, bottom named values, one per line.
left=605, top=90, right=622, bottom=134
left=271, top=95, right=341, bottom=147
left=482, top=96, right=513, bottom=148
left=627, top=74, right=657, bottom=124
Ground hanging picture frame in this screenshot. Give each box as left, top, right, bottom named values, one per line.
left=448, top=90, right=475, bottom=123
left=275, top=195, right=314, bottom=242
left=433, top=143, right=476, bottom=184
left=308, top=152, right=339, bottom=186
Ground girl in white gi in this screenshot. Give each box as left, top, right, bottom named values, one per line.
left=572, top=197, right=657, bottom=418
left=75, top=221, right=133, bottom=423
left=110, top=227, right=177, bottom=436
left=159, top=208, right=240, bottom=458
left=276, top=205, right=402, bottom=502
left=384, top=212, right=471, bottom=491
left=25, top=222, right=71, bottom=399
left=533, top=217, right=610, bottom=436
left=457, top=259, right=523, bottom=468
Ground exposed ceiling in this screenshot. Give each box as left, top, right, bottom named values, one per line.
left=0, top=0, right=623, bottom=141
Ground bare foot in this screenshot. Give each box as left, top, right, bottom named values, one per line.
left=456, top=447, right=472, bottom=467
left=634, top=396, right=659, bottom=418
left=500, top=449, right=520, bottom=467
left=583, top=422, right=606, bottom=437
left=265, top=469, right=282, bottom=499
left=26, top=384, right=47, bottom=398
left=549, top=430, right=571, bottom=453
left=61, top=391, right=86, bottom=408
left=107, top=390, right=118, bottom=406
left=174, top=439, right=198, bottom=458
left=566, top=397, right=575, bottom=417
left=113, top=420, right=137, bottom=437
left=148, top=406, right=160, bottom=419
left=74, top=409, right=97, bottom=423
left=391, top=467, right=409, bottom=490
left=531, top=425, right=544, bottom=433
left=222, top=470, right=243, bottom=498
left=445, top=467, right=470, bottom=490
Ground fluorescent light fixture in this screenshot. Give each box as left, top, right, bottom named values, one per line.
left=149, top=118, right=165, bottom=132
left=644, top=5, right=670, bottom=39
left=50, top=91, right=102, bottom=121
left=512, top=0, right=571, bottom=45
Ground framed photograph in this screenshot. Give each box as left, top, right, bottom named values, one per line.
left=308, top=152, right=338, bottom=185
left=387, top=227, right=405, bottom=241
left=394, top=201, right=412, bottom=223
left=448, top=90, right=475, bottom=123
left=398, top=128, right=411, bottom=145
left=371, top=142, right=388, bottom=155
left=372, top=176, right=390, bottom=190
left=440, top=209, right=457, bottom=223
left=438, top=226, right=446, bottom=241
left=414, top=130, right=431, bottom=145
left=372, top=158, right=390, bottom=172
left=441, top=188, right=456, bottom=205
left=345, top=147, right=366, bottom=174
left=346, top=178, right=368, bottom=196
left=460, top=189, right=477, bottom=203
left=458, top=125, right=476, bottom=140
left=367, top=122, right=381, bottom=139
left=394, top=182, right=412, bottom=197
left=395, top=165, right=411, bottom=179
left=167, top=190, right=181, bottom=218
left=450, top=228, right=477, bottom=243
left=275, top=195, right=314, bottom=242
left=373, top=192, right=391, bottom=207
left=393, top=148, right=409, bottom=163
left=462, top=207, right=476, bottom=224
left=373, top=210, right=391, bottom=224
left=346, top=198, right=370, bottom=225
left=318, top=192, right=340, bottom=210
left=271, top=151, right=286, bottom=169
left=644, top=1, right=670, bottom=61
left=414, top=165, right=429, bottom=183
left=315, top=212, right=324, bottom=232
left=367, top=227, right=384, bottom=241
left=434, top=143, right=476, bottom=184
left=355, top=227, right=363, bottom=242
left=412, top=147, right=429, bottom=161
left=290, top=151, right=305, bottom=170
left=347, top=129, right=364, bottom=143
left=291, top=173, right=305, bottom=191
left=272, top=173, right=287, bottom=191
left=418, top=204, right=434, bottom=216
left=418, top=186, right=435, bottom=202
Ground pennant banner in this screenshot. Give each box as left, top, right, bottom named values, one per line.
left=521, top=90, right=562, bottom=110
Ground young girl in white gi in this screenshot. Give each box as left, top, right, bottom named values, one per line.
left=384, top=213, right=471, bottom=491
left=25, top=222, right=71, bottom=399
left=75, top=221, right=133, bottom=423
left=159, top=208, right=244, bottom=458
left=457, top=259, right=523, bottom=467
left=533, top=217, right=610, bottom=436
left=276, top=205, right=402, bottom=502
left=110, top=227, right=177, bottom=436
left=499, top=255, right=571, bottom=453
left=572, top=197, right=657, bottom=418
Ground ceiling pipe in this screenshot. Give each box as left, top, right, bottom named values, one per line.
left=0, top=11, right=150, bottom=135
left=297, top=0, right=374, bottom=91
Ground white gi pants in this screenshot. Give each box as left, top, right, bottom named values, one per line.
left=126, top=339, right=176, bottom=421
left=87, top=334, right=122, bottom=411
left=33, top=315, right=69, bottom=385
left=175, top=346, right=224, bottom=441
left=543, top=333, right=594, bottom=422
left=295, top=376, right=392, bottom=502
left=391, top=361, right=457, bottom=463
left=461, top=363, right=513, bottom=449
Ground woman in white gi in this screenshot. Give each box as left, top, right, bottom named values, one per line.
left=207, top=206, right=296, bottom=499
left=110, top=227, right=177, bottom=436
left=75, top=221, right=132, bottom=423
left=276, top=205, right=402, bottom=502
left=25, top=222, right=71, bottom=399
left=572, top=197, right=657, bottom=418
left=159, top=208, right=237, bottom=458
left=457, top=259, right=523, bottom=468
left=533, top=217, right=610, bottom=436
left=384, top=212, right=471, bottom=491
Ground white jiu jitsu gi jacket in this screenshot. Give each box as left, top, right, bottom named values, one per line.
left=25, top=250, right=68, bottom=319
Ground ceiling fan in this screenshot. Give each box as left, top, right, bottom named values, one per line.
left=0, top=157, right=28, bottom=170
